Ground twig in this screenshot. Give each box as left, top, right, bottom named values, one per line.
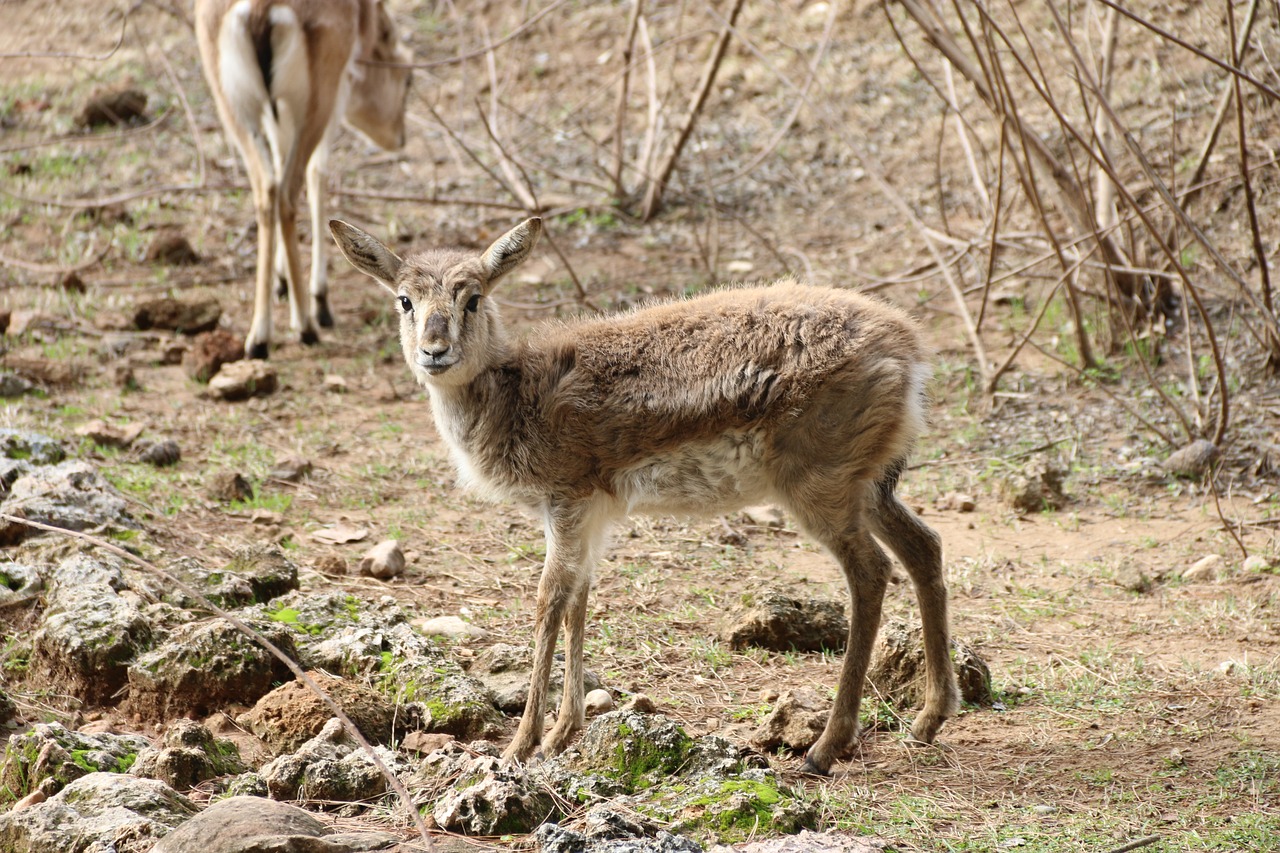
left=379, top=0, right=570, bottom=70
left=1208, top=461, right=1250, bottom=560
left=0, top=244, right=110, bottom=275
left=0, top=4, right=130, bottom=60
left=0, top=110, right=171, bottom=155
left=1, top=182, right=234, bottom=210
left=611, top=0, right=645, bottom=200
left=640, top=0, right=747, bottom=220
left=0, top=513, right=434, bottom=849
left=1104, top=836, right=1160, bottom=853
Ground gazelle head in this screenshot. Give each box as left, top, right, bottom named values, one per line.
left=329, top=218, right=543, bottom=387
left=346, top=0, right=412, bottom=150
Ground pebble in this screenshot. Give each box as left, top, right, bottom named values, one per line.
left=358, top=539, right=405, bottom=580
left=413, top=615, right=488, bottom=641
left=585, top=688, right=614, bottom=717
left=1181, top=554, right=1222, bottom=582
left=207, top=360, right=278, bottom=401
left=135, top=439, right=181, bottom=467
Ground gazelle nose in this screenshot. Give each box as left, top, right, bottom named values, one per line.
left=422, top=342, right=450, bottom=358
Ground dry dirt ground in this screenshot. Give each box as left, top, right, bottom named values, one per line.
left=2, top=0, right=1280, bottom=851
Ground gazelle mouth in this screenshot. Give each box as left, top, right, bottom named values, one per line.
left=418, top=354, right=457, bottom=376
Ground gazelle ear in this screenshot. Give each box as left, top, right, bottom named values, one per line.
left=329, top=220, right=402, bottom=294
left=480, top=218, right=542, bottom=290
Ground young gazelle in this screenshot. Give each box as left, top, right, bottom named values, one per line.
left=195, top=0, right=411, bottom=359
left=330, top=217, right=959, bottom=775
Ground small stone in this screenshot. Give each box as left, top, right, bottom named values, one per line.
left=145, top=231, right=200, bottom=266
left=937, top=492, right=976, bottom=512
left=1182, top=554, right=1222, bottom=582
left=0, top=373, right=32, bottom=398
left=742, top=505, right=784, bottom=527
left=401, top=732, right=453, bottom=754
left=75, top=418, right=144, bottom=449
left=134, top=296, right=221, bottom=334
left=358, top=540, right=405, bottom=580
left=1243, top=555, right=1273, bottom=574
left=1161, top=440, right=1220, bottom=478
left=1031, top=804, right=1057, bottom=815
left=11, top=789, right=45, bottom=812
left=268, top=453, right=312, bottom=482
left=1000, top=458, right=1068, bottom=513
left=183, top=329, right=243, bottom=383
left=77, top=87, right=148, bottom=127
left=585, top=688, right=614, bottom=717
left=413, top=615, right=488, bottom=641
left=621, top=694, right=657, bottom=714
left=207, top=360, right=278, bottom=401
left=1217, top=660, right=1247, bottom=677
left=313, top=555, right=348, bottom=574
left=749, top=687, right=829, bottom=753
left=134, top=439, right=181, bottom=467
left=206, top=471, right=253, bottom=503
left=323, top=373, right=348, bottom=393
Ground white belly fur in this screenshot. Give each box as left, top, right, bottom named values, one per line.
left=617, top=431, right=770, bottom=516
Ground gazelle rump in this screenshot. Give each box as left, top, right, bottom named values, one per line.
left=329, top=217, right=959, bottom=775
left=195, top=0, right=411, bottom=359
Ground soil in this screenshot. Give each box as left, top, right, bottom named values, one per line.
left=2, top=0, right=1278, bottom=850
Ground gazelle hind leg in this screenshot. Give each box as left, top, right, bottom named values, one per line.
left=867, top=478, right=958, bottom=743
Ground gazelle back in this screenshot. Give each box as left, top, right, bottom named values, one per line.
left=330, top=217, right=959, bottom=775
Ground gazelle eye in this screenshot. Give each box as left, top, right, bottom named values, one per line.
left=398, top=295, right=413, bottom=314
left=465, top=294, right=481, bottom=313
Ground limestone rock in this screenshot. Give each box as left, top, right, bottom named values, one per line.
left=30, top=569, right=152, bottom=705
left=0, top=460, right=136, bottom=545
left=257, top=717, right=407, bottom=803
left=999, top=458, right=1068, bottom=514
left=152, top=795, right=402, bottom=853
left=868, top=622, right=992, bottom=709
left=472, top=642, right=602, bottom=714
left=75, top=418, right=144, bottom=449
left=1161, top=440, right=1220, bottom=478
left=358, top=540, right=405, bottom=580
left=0, top=429, right=65, bottom=466
left=238, top=672, right=397, bottom=754
left=0, top=772, right=196, bottom=853
left=748, top=688, right=829, bottom=754
left=721, top=588, right=847, bottom=653
left=0, top=723, right=151, bottom=800
left=0, top=562, right=44, bottom=610
left=129, top=719, right=245, bottom=790
left=432, top=760, right=557, bottom=836
left=127, top=618, right=298, bottom=721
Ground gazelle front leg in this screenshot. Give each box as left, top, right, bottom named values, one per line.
left=504, top=502, right=607, bottom=762
left=543, top=574, right=592, bottom=754
left=306, top=143, right=334, bottom=328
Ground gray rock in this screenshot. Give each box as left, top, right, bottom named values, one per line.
left=220, top=546, right=300, bottom=604
left=135, top=439, right=182, bottom=467
left=0, top=460, right=137, bottom=545
left=1161, top=440, right=1220, bottom=478
left=0, top=429, right=64, bottom=465
left=0, top=772, right=197, bottom=853
left=432, top=761, right=558, bottom=835
left=721, top=588, right=847, bottom=653
left=999, top=458, right=1068, bottom=514
left=0, top=723, right=152, bottom=800
left=0, top=373, right=33, bottom=398
left=708, top=829, right=891, bottom=852
left=569, top=710, right=694, bottom=788
left=127, top=618, right=298, bottom=721
left=0, top=562, right=44, bottom=610
left=472, top=642, right=602, bottom=714
left=257, top=718, right=406, bottom=803
left=152, top=795, right=402, bottom=853
left=129, top=719, right=246, bottom=789
left=749, top=687, right=829, bottom=754
left=238, top=672, right=397, bottom=754
left=413, top=673, right=506, bottom=740
left=30, top=576, right=152, bottom=705
left=868, top=622, right=992, bottom=710
left=0, top=458, right=32, bottom=497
